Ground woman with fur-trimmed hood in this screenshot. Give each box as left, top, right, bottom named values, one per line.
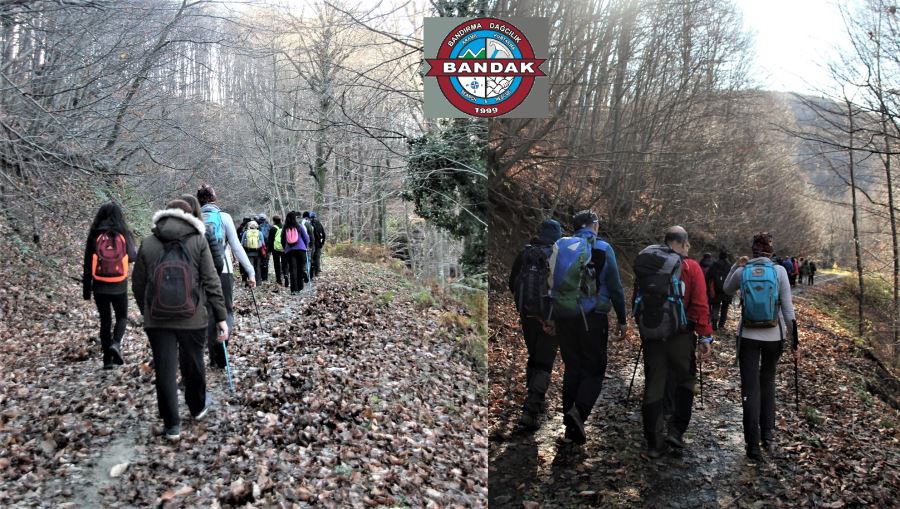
left=132, top=199, right=228, bottom=441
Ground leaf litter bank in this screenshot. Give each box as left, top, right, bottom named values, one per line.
left=0, top=257, right=487, bottom=507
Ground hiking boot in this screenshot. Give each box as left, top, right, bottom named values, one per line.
left=517, top=410, right=540, bottom=431
left=109, top=343, right=124, bottom=365
left=563, top=407, right=586, bottom=444
left=646, top=443, right=670, bottom=459
left=163, top=425, right=181, bottom=441
left=102, top=362, right=115, bottom=370
left=665, top=430, right=686, bottom=449
left=746, top=446, right=762, bottom=460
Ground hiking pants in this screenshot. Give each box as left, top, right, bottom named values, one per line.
left=738, top=338, right=783, bottom=449
left=146, top=328, right=207, bottom=429
left=95, top=292, right=128, bottom=365
left=312, top=247, right=323, bottom=277
left=808, top=274, right=815, bottom=285
left=272, top=251, right=287, bottom=286
left=710, top=296, right=732, bottom=330
left=642, top=332, right=696, bottom=449
left=287, top=250, right=307, bottom=292
left=248, top=254, right=262, bottom=284
left=207, top=273, right=233, bottom=369
left=521, top=316, right=558, bottom=414
left=260, top=252, right=270, bottom=281
left=557, top=312, right=609, bottom=422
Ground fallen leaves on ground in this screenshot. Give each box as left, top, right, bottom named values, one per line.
left=0, top=256, right=487, bottom=508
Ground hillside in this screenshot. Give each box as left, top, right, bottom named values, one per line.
left=0, top=256, right=487, bottom=507
left=488, top=274, right=899, bottom=508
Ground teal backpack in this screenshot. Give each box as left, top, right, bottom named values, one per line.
left=741, top=260, right=779, bottom=328
left=203, top=208, right=224, bottom=245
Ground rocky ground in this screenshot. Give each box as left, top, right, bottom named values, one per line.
left=489, top=273, right=899, bottom=508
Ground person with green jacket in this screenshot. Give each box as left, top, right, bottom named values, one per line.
left=132, top=199, right=228, bottom=440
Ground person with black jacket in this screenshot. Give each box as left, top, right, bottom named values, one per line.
left=309, top=211, right=327, bottom=277
left=508, top=219, right=562, bottom=430
left=132, top=199, right=228, bottom=441
left=706, top=250, right=733, bottom=330
left=83, top=202, right=137, bottom=369
left=267, top=215, right=287, bottom=287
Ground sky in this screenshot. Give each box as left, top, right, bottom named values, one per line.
left=733, top=0, right=850, bottom=94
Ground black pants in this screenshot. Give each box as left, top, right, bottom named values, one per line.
left=146, top=328, right=207, bottom=428
left=521, top=316, right=558, bottom=413
left=738, top=338, right=783, bottom=449
left=272, top=251, right=287, bottom=286
left=248, top=254, right=262, bottom=283
left=260, top=252, right=270, bottom=281
left=557, top=312, right=609, bottom=422
left=808, top=274, right=815, bottom=285
left=642, top=332, right=696, bottom=449
left=710, top=297, right=732, bottom=330
left=287, top=250, right=307, bottom=292
left=207, top=273, right=233, bottom=368
left=312, top=247, right=323, bottom=277
left=95, top=292, right=128, bottom=365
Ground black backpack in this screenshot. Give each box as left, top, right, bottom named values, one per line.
left=513, top=244, right=551, bottom=317
left=633, top=245, right=687, bottom=340
left=312, top=219, right=326, bottom=248
left=709, top=259, right=730, bottom=296
left=147, top=240, right=199, bottom=320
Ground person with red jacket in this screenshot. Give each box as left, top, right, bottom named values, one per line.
left=636, top=226, right=713, bottom=458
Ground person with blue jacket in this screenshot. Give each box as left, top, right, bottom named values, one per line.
left=554, top=210, right=628, bottom=444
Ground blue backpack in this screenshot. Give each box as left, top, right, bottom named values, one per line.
left=781, top=259, right=794, bottom=275
left=741, top=260, right=779, bottom=328
left=547, top=235, right=604, bottom=326
left=202, top=208, right=224, bottom=245
left=259, top=222, right=270, bottom=242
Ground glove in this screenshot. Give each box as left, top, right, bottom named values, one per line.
left=698, top=335, right=714, bottom=345
left=791, top=320, right=799, bottom=351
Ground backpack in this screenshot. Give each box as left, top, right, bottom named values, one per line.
left=92, top=231, right=129, bottom=283
left=259, top=222, right=270, bottom=242
left=709, top=260, right=730, bottom=296
left=273, top=225, right=284, bottom=251
left=741, top=260, right=779, bottom=328
left=243, top=229, right=261, bottom=250
left=633, top=245, right=687, bottom=340
left=547, top=235, right=602, bottom=321
left=513, top=244, right=551, bottom=317
left=302, top=220, right=314, bottom=251
left=202, top=208, right=224, bottom=244
left=312, top=219, right=326, bottom=247
left=781, top=259, right=794, bottom=275
left=285, top=227, right=299, bottom=246
left=146, top=240, right=198, bottom=320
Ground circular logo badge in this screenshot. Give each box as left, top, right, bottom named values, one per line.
left=426, top=18, right=545, bottom=118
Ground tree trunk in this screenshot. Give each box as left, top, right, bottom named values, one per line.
left=847, top=97, right=865, bottom=338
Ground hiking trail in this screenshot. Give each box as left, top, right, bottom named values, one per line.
left=0, top=257, right=487, bottom=507
left=489, top=271, right=898, bottom=508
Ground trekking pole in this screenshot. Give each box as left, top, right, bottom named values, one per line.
left=248, top=285, right=263, bottom=329
left=793, top=354, right=799, bottom=412
left=222, top=340, right=235, bottom=394
left=699, top=357, right=704, bottom=410
left=626, top=342, right=642, bottom=403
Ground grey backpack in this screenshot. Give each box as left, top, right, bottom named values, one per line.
left=633, top=245, right=687, bottom=340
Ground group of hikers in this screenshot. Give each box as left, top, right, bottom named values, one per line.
left=82, top=184, right=326, bottom=439
left=710, top=253, right=817, bottom=289
left=509, top=211, right=801, bottom=460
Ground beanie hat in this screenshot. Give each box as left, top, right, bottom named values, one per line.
left=537, top=219, right=562, bottom=245
left=197, top=183, right=216, bottom=205
left=248, top=220, right=259, bottom=229
left=752, top=232, right=774, bottom=257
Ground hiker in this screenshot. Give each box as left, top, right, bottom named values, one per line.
left=132, top=199, right=228, bottom=440
left=549, top=210, right=627, bottom=444
left=310, top=211, right=327, bottom=278
left=301, top=212, right=315, bottom=281
left=281, top=211, right=311, bottom=293
left=197, top=184, right=256, bottom=370
left=808, top=260, right=817, bottom=285
left=707, top=250, right=733, bottom=330
left=508, top=219, right=563, bottom=430
left=780, top=256, right=796, bottom=287
left=257, top=215, right=271, bottom=282
left=83, top=202, right=138, bottom=369
left=241, top=220, right=265, bottom=281
left=723, top=232, right=798, bottom=459
left=268, top=214, right=287, bottom=288
left=798, top=258, right=808, bottom=286
left=633, top=226, right=713, bottom=458
left=236, top=217, right=251, bottom=283
left=699, top=252, right=713, bottom=276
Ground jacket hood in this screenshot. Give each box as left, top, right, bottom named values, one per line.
left=151, top=208, right=206, bottom=241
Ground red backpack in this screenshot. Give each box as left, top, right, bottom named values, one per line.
left=285, top=227, right=299, bottom=246
left=92, top=232, right=129, bottom=283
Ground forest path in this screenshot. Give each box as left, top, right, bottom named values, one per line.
left=489, top=273, right=898, bottom=508
left=0, top=257, right=487, bottom=508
